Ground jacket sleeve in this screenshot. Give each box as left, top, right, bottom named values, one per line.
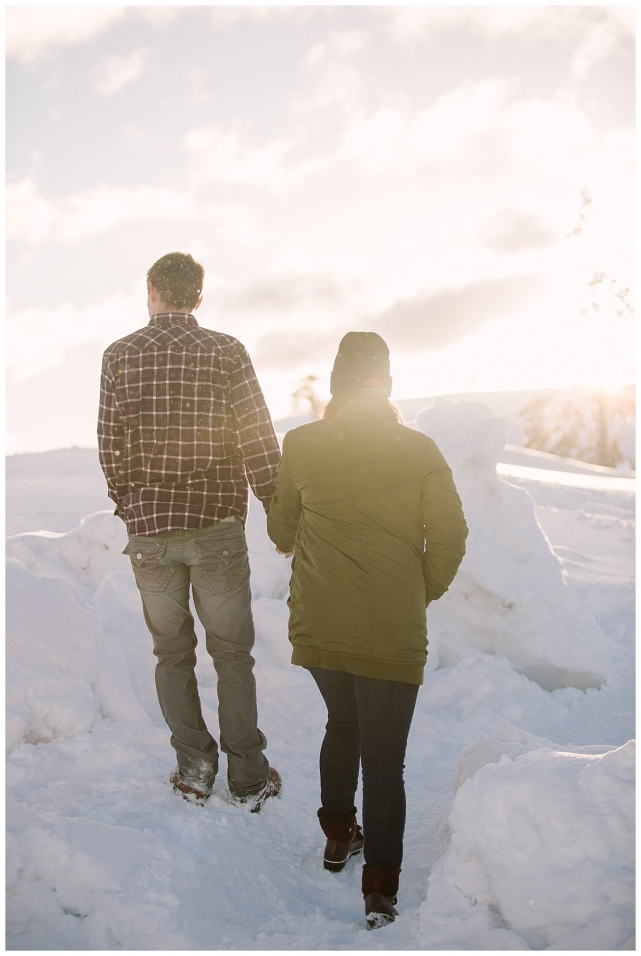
left=422, top=448, right=468, bottom=605
left=267, top=433, right=302, bottom=552
left=229, top=342, right=281, bottom=512
left=97, top=351, right=126, bottom=517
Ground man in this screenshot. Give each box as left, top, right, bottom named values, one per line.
left=98, top=252, right=281, bottom=811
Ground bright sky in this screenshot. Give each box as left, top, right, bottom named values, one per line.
left=6, top=5, right=635, bottom=452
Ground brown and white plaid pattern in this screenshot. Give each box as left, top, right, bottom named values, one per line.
left=98, top=312, right=281, bottom=536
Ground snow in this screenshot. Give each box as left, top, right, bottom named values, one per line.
left=5, top=399, right=635, bottom=950
left=420, top=728, right=635, bottom=950
left=415, top=401, right=612, bottom=691
left=496, top=461, right=636, bottom=492
left=498, top=442, right=636, bottom=478
left=6, top=511, right=129, bottom=598
left=6, top=560, right=148, bottom=754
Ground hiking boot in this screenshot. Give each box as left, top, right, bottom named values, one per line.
left=318, top=807, right=364, bottom=872
left=362, top=863, right=401, bottom=930
left=364, top=892, right=399, bottom=930
left=169, top=769, right=210, bottom=805
left=230, top=767, right=281, bottom=813
left=324, top=825, right=364, bottom=872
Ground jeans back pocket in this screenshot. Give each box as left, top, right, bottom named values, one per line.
left=193, top=534, right=248, bottom=594
left=123, top=540, right=176, bottom=592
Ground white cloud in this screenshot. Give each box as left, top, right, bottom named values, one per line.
left=387, top=6, right=561, bottom=42
left=8, top=69, right=631, bottom=329
left=386, top=7, right=634, bottom=89
left=570, top=21, right=619, bottom=80
left=252, top=274, right=543, bottom=370
left=94, top=48, right=148, bottom=97
left=5, top=5, right=634, bottom=450
left=254, top=328, right=339, bottom=371
left=6, top=7, right=127, bottom=63
left=6, top=339, right=108, bottom=454
left=7, top=178, right=189, bottom=243
left=481, top=209, right=555, bottom=253
left=6, top=290, right=142, bottom=384
left=208, top=7, right=314, bottom=29
left=135, top=7, right=181, bottom=30
left=184, top=123, right=309, bottom=194
left=5, top=177, right=261, bottom=245
left=295, top=59, right=364, bottom=117
left=6, top=177, right=58, bottom=243
left=295, top=29, right=368, bottom=117
left=387, top=6, right=634, bottom=44
left=331, top=30, right=368, bottom=56
left=6, top=6, right=185, bottom=64
left=332, top=78, right=597, bottom=232
left=232, top=272, right=352, bottom=312
left=125, top=122, right=150, bottom=145
left=303, top=41, right=327, bottom=70
left=380, top=276, right=544, bottom=350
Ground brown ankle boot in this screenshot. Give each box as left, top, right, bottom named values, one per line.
left=318, top=807, right=364, bottom=872
left=169, top=769, right=210, bottom=805
left=362, top=863, right=401, bottom=929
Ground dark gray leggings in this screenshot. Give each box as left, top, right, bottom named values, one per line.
left=308, top=666, right=419, bottom=867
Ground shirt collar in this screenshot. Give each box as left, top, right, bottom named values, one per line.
left=149, top=312, right=199, bottom=330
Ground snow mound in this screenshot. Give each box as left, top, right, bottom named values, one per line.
left=6, top=802, right=188, bottom=950
left=93, top=571, right=162, bottom=723
left=451, top=718, right=622, bottom=793
left=6, top=510, right=129, bottom=597
left=244, top=503, right=293, bottom=601
left=416, top=400, right=608, bottom=691
left=419, top=724, right=635, bottom=951
left=6, top=560, right=148, bottom=753
left=4, top=439, right=635, bottom=950
left=252, top=597, right=294, bottom=669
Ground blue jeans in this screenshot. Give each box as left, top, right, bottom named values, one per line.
left=124, top=520, right=269, bottom=796
left=308, top=667, right=419, bottom=867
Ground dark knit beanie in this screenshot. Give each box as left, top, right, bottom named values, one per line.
left=329, top=332, right=392, bottom=398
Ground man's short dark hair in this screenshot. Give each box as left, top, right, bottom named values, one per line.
left=147, top=252, right=205, bottom=311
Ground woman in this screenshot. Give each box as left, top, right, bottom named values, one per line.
left=267, top=332, right=468, bottom=929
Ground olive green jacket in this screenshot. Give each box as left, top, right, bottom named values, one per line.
left=267, top=402, right=468, bottom=684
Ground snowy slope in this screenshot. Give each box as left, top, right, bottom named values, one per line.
left=5, top=401, right=635, bottom=950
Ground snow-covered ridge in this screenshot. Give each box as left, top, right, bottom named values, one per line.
left=496, top=461, right=636, bottom=492
left=498, top=442, right=636, bottom=478
left=415, top=400, right=610, bottom=691
left=421, top=723, right=634, bottom=950
left=6, top=399, right=635, bottom=950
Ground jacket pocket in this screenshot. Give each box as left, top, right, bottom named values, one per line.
left=193, top=534, right=248, bottom=594
left=123, top=539, right=176, bottom=592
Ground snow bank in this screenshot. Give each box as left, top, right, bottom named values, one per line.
left=93, top=571, right=163, bottom=723
left=243, top=503, right=293, bottom=602
left=6, top=559, right=148, bottom=754
left=6, top=797, right=189, bottom=950
left=419, top=723, right=635, bottom=950
left=417, top=400, right=608, bottom=690
left=5, top=428, right=634, bottom=950
left=6, top=510, right=129, bottom=597
left=5, top=505, right=295, bottom=754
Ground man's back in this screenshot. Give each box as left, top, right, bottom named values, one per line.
left=99, top=311, right=281, bottom=536
left=97, top=251, right=281, bottom=810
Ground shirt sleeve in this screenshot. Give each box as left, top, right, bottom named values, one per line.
left=267, top=433, right=302, bottom=552
left=421, top=445, right=469, bottom=605
left=97, top=351, right=126, bottom=516
left=228, top=342, right=281, bottom=511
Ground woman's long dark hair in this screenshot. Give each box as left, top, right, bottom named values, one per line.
left=323, top=392, right=403, bottom=423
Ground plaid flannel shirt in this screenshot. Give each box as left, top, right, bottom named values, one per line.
left=98, top=312, right=281, bottom=536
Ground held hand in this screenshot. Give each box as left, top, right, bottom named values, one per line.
left=275, top=546, right=295, bottom=558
